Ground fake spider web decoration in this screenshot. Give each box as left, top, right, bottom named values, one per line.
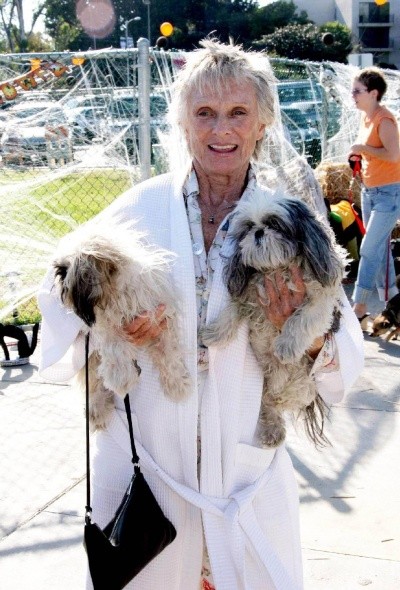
left=0, top=48, right=399, bottom=323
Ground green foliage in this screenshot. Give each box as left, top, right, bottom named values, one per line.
left=41, top=0, right=260, bottom=50
left=39, top=0, right=349, bottom=59
left=26, top=32, right=54, bottom=52
left=256, top=21, right=352, bottom=63
left=1, top=302, right=41, bottom=326
left=53, top=20, right=83, bottom=51
left=44, top=0, right=87, bottom=50
left=319, top=22, right=353, bottom=63
left=250, top=0, right=310, bottom=41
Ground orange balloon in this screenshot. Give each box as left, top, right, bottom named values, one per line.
left=375, top=0, right=387, bottom=5
left=160, top=22, right=173, bottom=37
left=72, top=57, right=85, bottom=66
left=30, top=58, right=41, bottom=70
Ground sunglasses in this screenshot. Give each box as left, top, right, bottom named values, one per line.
left=351, top=88, right=369, bottom=96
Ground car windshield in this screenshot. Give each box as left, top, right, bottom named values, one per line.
left=108, top=94, right=167, bottom=119
left=34, top=109, right=68, bottom=126
left=278, top=83, right=323, bottom=104
left=109, top=97, right=138, bottom=118
left=12, top=106, right=47, bottom=119
left=150, top=95, right=168, bottom=117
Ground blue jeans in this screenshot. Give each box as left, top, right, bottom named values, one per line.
left=352, top=182, right=400, bottom=304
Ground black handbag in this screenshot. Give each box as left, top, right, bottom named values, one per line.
left=83, top=335, right=177, bottom=590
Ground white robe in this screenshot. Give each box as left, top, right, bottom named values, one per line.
left=38, top=171, right=364, bottom=590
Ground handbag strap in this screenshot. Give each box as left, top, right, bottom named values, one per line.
left=123, top=394, right=140, bottom=469
left=84, top=333, right=140, bottom=524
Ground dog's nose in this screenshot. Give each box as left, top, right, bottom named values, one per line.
left=254, top=229, right=264, bottom=244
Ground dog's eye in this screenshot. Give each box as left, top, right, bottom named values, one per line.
left=246, top=222, right=255, bottom=230
left=263, top=217, right=281, bottom=232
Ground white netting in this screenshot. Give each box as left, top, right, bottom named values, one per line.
left=0, top=48, right=399, bottom=323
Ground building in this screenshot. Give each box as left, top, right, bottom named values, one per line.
left=294, top=0, right=400, bottom=68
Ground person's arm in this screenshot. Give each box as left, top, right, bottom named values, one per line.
left=37, top=268, right=85, bottom=382
left=351, top=117, right=400, bottom=162
left=311, top=290, right=364, bottom=405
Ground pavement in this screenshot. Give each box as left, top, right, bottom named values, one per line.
left=0, top=286, right=399, bottom=590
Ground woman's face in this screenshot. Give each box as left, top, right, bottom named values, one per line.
left=351, top=80, right=376, bottom=111
left=184, top=79, right=266, bottom=181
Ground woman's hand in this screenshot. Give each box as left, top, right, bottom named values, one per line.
left=259, top=266, right=325, bottom=358
left=123, top=304, right=167, bottom=346
left=349, top=146, right=364, bottom=157
left=259, top=265, right=306, bottom=331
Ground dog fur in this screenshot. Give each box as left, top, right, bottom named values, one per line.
left=53, top=224, right=191, bottom=430
left=201, top=188, right=346, bottom=448
left=371, top=277, right=400, bottom=341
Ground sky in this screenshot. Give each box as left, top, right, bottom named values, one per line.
left=24, top=0, right=45, bottom=32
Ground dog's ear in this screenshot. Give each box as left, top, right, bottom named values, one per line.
left=69, top=255, right=117, bottom=327
left=53, top=263, right=70, bottom=303
left=283, top=199, right=343, bottom=287
left=224, top=245, right=257, bottom=297
left=70, top=261, right=97, bottom=326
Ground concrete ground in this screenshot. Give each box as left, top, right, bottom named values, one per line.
left=0, top=288, right=399, bottom=589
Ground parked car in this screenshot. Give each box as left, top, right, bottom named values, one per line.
left=0, top=101, right=73, bottom=166
left=277, top=80, right=341, bottom=165
left=102, top=92, right=168, bottom=162
left=64, top=93, right=111, bottom=111
left=66, top=104, right=107, bottom=144
left=281, top=108, right=321, bottom=166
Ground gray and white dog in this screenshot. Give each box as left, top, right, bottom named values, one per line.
left=53, top=224, right=191, bottom=430
left=201, top=188, right=347, bottom=447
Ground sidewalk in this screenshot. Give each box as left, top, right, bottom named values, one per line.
left=0, top=288, right=399, bottom=589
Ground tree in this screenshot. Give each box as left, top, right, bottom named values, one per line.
left=0, top=0, right=47, bottom=52
left=41, top=0, right=260, bottom=51
left=250, top=0, right=309, bottom=41
left=44, top=0, right=86, bottom=51
left=255, top=22, right=353, bottom=63
left=26, top=31, right=53, bottom=52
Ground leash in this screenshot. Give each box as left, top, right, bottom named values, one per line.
left=385, top=240, right=391, bottom=304
left=348, top=156, right=366, bottom=236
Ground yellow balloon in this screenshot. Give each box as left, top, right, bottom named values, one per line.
left=160, top=22, right=173, bottom=37
left=375, top=0, right=387, bottom=5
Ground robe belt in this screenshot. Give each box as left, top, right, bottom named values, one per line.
left=133, top=435, right=297, bottom=590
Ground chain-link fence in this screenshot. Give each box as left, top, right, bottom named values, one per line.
left=0, top=46, right=400, bottom=332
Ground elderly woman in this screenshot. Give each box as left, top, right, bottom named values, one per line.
left=38, top=40, right=364, bottom=590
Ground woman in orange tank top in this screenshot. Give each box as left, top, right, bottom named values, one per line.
left=349, top=67, right=400, bottom=327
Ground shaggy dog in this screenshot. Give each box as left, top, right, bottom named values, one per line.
left=370, top=294, right=400, bottom=341
left=53, top=224, right=191, bottom=430
left=371, top=276, right=400, bottom=341
left=201, top=189, right=346, bottom=447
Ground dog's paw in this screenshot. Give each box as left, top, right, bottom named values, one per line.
left=273, top=335, right=303, bottom=364
left=200, top=325, right=228, bottom=348
left=259, top=423, right=286, bottom=448
left=158, top=361, right=192, bottom=400
left=89, top=390, right=115, bottom=431
left=100, top=357, right=141, bottom=397
left=259, top=404, right=287, bottom=447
